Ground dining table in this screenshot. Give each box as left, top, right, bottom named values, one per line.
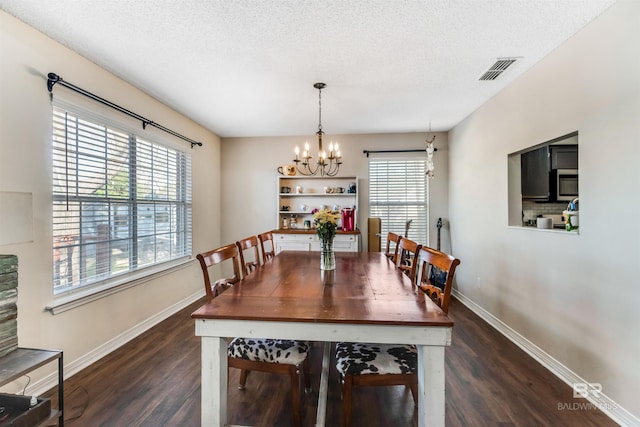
left=191, top=250, right=454, bottom=427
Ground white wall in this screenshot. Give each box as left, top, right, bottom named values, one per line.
left=449, top=0, right=639, bottom=421
left=221, top=132, right=450, bottom=253
left=0, top=11, right=221, bottom=390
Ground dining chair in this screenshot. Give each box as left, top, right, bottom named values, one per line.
left=236, top=235, right=261, bottom=276
left=395, top=237, right=421, bottom=282
left=384, top=232, right=402, bottom=263
left=196, top=244, right=311, bottom=427
left=415, top=245, right=461, bottom=314
left=258, top=231, right=276, bottom=264
left=196, top=243, right=241, bottom=302
left=334, top=247, right=460, bottom=427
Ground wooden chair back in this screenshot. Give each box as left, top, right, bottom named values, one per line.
left=415, top=246, right=461, bottom=314
left=384, top=232, right=402, bottom=263
left=236, top=235, right=261, bottom=276
left=196, top=243, right=241, bottom=302
left=258, top=231, right=276, bottom=264
left=395, top=237, right=421, bottom=282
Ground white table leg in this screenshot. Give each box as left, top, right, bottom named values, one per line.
left=315, top=341, right=332, bottom=427
left=417, top=345, right=446, bottom=427
left=201, top=336, right=228, bottom=427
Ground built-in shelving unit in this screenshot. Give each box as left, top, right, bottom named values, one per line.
left=275, top=176, right=360, bottom=252
left=277, top=176, right=358, bottom=229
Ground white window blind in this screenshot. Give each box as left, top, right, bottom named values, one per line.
left=52, top=106, right=192, bottom=293
left=369, top=158, right=428, bottom=250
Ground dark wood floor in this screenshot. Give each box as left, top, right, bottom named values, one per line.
left=44, top=297, right=617, bottom=427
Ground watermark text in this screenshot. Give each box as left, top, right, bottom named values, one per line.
left=556, top=383, right=617, bottom=411
left=573, top=382, right=602, bottom=399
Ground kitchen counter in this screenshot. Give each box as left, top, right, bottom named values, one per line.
left=522, top=223, right=566, bottom=229
left=512, top=224, right=578, bottom=234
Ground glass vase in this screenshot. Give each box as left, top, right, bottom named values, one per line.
left=320, top=238, right=335, bottom=271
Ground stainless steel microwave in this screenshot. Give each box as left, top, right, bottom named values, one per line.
left=556, top=169, right=578, bottom=201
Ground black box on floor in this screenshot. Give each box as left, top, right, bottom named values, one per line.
left=0, top=393, right=51, bottom=427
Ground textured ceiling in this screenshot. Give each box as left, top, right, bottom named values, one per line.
left=1, top=0, right=616, bottom=137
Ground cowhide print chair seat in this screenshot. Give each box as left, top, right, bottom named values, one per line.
left=197, top=243, right=311, bottom=427
left=227, top=335, right=311, bottom=427
left=334, top=342, right=418, bottom=427
left=335, top=245, right=460, bottom=427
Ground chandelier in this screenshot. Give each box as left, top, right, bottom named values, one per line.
left=425, top=121, right=436, bottom=178
left=292, top=82, right=342, bottom=176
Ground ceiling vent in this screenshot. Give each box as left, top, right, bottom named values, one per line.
left=479, top=57, right=519, bottom=81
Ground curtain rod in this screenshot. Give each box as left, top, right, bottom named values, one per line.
left=47, top=73, right=203, bottom=149
left=362, top=148, right=436, bottom=158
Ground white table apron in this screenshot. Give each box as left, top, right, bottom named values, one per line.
left=195, top=318, right=452, bottom=427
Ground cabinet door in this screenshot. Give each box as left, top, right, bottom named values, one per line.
left=276, top=241, right=311, bottom=254
left=521, top=147, right=550, bottom=200
left=551, top=145, right=578, bottom=169
left=333, top=234, right=358, bottom=252
left=273, top=233, right=314, bottom=254
left=310, top=234, right=358, bottom=252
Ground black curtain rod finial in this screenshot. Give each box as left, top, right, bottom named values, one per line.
left=47, top=72, right=60, bottom=92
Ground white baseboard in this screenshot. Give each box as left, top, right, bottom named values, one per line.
left=26, top=289, right=204, bottom=397
left=452, top=289, right=639, bottom=427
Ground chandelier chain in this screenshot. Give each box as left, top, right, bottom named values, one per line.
left=318, top=85, right=323, bottom=134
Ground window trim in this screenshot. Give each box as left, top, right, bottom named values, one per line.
left=45, top=257, right=193, bottom=315
left=50, top=97, right=193, bottom=303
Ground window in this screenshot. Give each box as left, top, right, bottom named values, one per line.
left=369, top=158, right=429, bottom=250
left=52, top=105, right=192, bottom=294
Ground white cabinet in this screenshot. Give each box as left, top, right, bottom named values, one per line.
left=273, top=231, right=359, bottom=253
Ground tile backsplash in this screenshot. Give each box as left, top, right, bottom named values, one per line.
left=522, top=201, right=567, bottom=223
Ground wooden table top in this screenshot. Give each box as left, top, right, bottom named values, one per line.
left=192, top=251, right=453, bottom=328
